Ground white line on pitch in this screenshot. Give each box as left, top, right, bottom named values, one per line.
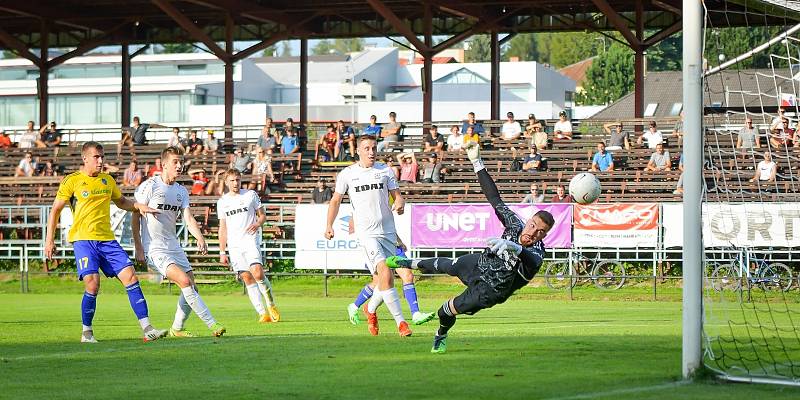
left=540, top=381, right=690, bottom=400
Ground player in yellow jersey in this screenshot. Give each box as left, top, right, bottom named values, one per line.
left=44, top=141, right=167, bottom=343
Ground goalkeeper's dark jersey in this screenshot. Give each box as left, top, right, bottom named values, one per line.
left=474, top=169, right=546, bottom=299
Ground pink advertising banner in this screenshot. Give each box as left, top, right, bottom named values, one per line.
left=410, top=203, right=572, bottom=248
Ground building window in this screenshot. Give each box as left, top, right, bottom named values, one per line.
left=670, top=103, right=683, bottom=116
left=644, top=103, right=658, bottom=117
left=177, top=64, right=207, bottom=75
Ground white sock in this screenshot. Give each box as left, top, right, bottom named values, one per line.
left=138, top=317, right=151, bottom=331
left=82, top=324, right=92, bottom=332
left=381, top=288, right=405, bottom=325
left=180, top=286, right=217, bottom=328
left=256, top=278, right=275, bottom=307
left=367, top=288, right=384, bottom=313
left=411, top=259, right=421, bottom=268
left=246, top=283, right=267, bottom=315
left=172, top=293, right=192, bottom=330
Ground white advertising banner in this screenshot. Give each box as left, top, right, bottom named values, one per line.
left=294, top=204, right=411, bottom=270
left=573, top=203, right=659, bottom=248
left=663, top=203, right=800, bottom=247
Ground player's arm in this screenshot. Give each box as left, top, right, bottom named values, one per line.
left=44, top=199, right=67, bottom=260
left=389, top=188, right=405, bottom=215
left=246, top=206, right=267, bottom=234
left=218, top=217, right=229, bottom=266
left=131, top=212, right=145, bottom=264
left=325, top=191, right=343, bottom=239
left=113, top=195, right=158, bottom=214
left=465, top=142, right=519, bottom=227
left=183, top=207, right=208, bottom=255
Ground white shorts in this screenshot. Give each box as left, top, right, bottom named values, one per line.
left=146, top=249, right=192, bottom=278
left=360, top=234, right=397, bottom=275
left=227, top=244, right=262, bottom=273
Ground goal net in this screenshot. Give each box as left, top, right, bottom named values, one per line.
left=701, top=0, right=800, bottom=385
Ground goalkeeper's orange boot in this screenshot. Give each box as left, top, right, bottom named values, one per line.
left=398, top=321, right=412, bottom=337
left=364, top=304, right=379, bottom=336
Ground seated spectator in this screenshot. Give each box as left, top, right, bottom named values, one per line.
left=311, top=180, right=333, bottom=204
left=316, top=125, right=339, bottom=161
left=590, top=142, right=614, bottom=172
left=638, top=121, right=664, bottom=149
left=397, top=152, right=418, bottom=183
left=461, top=112, right=485, bottom=135
left=281, top=128, right=300, bottom=155
left=38, top=121, right=62, bottom=147
left=0, top=130, right=11, bottom=148
left=769, top=118, right=793, bottom=148
left=385, top=157, right=400, bottom=179
left=769, top=107, right=786, bottom=132
left=522, top=146, right=543, bottom=172
left=553, top=111, right=573, bottom=140
left=500, top=112, right=522, bottom=140
left=40, top=160, right=57, bottom=177
left=204, top=130, right=220, bottom=154
left=423, top=125, right=445, bottom=156
left=284, top=118, right=307, bottom=151
left=189, top=169, right=210, bottom=195
left=521, top=183, right=544, bottom=203
left=147, top=158, right=163, bottom=177
left=15, top=152, right=35, bottom=177
left=19, top=121, right=38, bottom=149
left=337, top=120, right=356, bottom=160
left=185, top=130, right=203, bottom=155
left=167, top=127, right=187, bottom=151
left=795, top=121, right=800, bottom=147
left=674, top=153, right=685, bottom=195
left=524, top=114, right=547, bottom=150
left=419, top=153, right=446, bottom=183
left=604, top=121, right=630, bottom=151
left=550, top=185, right=572, bottom=203
left=131, top=116, right=149, bottom=145
left=736, top=117, right=760, bottom=150
left=231, top=147, right=253, bottom=174
left=118, top=127, right=134, bottom=156
left=463, top=126, right=481, bottom=148
left=363, top=115, right=382, bottom=137
left=446, top=125, right=464, bottom=151
left=644, top=143, right=672, bottom=173
left=122, top=160, right=143, bottom=187
left=258, top=118, right=279, bottom=152
left=750, top=152, right=776, bottom=183
left=252, top=147, right=275, bottom=191
left=377, top=111, right=402, bottom=152
left=673, top=111, right=684, bottom=143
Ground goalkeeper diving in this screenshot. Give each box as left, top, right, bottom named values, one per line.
left=387, top=141, right=554, bottom=353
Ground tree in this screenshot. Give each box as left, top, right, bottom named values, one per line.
left=2, top=50, right=18, bottom=59
left=159, top=43, right=196, bottom=53
left=503, top=33, right=537, bottom=61
left=333, top=38, right=364, bottom=54
left=465, top=34, right=491, bottom=62
left=537, top=32, right=602, bottom=68
left=279, top=41, right=292, bottom=57
left=312, top=39, right=334, bottom=55
left=647, top=33, right=682, bottom=72
left=261, top=45, right=278, bottom=57
left=577, top=42, right=634, bottom=105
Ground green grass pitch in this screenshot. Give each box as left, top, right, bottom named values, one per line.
left=1, top=277, right=799, bottom=399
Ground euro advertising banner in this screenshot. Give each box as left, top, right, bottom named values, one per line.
left=573, top=203, right=659, bottom=247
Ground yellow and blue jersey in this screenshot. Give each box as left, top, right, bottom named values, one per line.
left=55, top=171, right=121, bottom=242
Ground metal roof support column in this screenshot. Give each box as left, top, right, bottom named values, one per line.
left=224, top=14, right=234, bottom=139
left=422, top=4, right=433, bottom=129
left=634, top=0, right=645, bottom=127
left=300, top=37, right=308, bottom=127
left=38, top=22, right=50, bottom=128
left=121, top=43, right=131, bottom=128
left=490, top=30, right=500, bottom=124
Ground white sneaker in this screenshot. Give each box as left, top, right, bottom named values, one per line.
left=412, top=311, right=436, bottom=325
left=143, top=327, right=168, bottom=342
left=81, top=333, right=98, bottom=343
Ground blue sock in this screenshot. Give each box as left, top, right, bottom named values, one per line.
left=353, top=285, right=373, bottom=308
left=403, top=283, right=420, bottom=314
left=81, top=292, right=97, bottom=327
left=125, top=282, right=149, bottom=320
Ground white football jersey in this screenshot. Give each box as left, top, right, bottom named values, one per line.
left=134, top=176, right=189, bottom=252
left=216, top=189, right=262, bottom=248
left=335, top=162, right=398, bottom=237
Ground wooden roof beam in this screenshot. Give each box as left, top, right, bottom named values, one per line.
left=0, top=27, right=41, bottom=66
left=366, top=0, right=430, bottom=53
left=151, top=0, right=229, bottom=61
left=590, top=0, right=640, bottom=48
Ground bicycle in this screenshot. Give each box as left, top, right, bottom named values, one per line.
left=544, top=251, right=626, bottom=290
left=708, top=247, right=793, bottom=292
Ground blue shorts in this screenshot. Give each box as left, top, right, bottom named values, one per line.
left=73, top=240, right=133, bottom=281
left=395, top=247, right=406, bottom=258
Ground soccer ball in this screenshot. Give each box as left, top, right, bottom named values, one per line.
left=569, top=172, right=601, bottom=204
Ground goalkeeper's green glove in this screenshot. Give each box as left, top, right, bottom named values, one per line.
left=464, top=142, right=484, bottom=172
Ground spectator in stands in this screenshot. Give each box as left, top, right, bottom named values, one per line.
left=638, top=121, right=664, bottom=149
left=18, top=121, right=38, bottom=149
left=15, top=152, right=35, bottom=177
left=204, top=130, right=220, bottom=154
left=419, top=153, right=446, bottom=183
left=147, top=158, right=163, bottom=177
left=258, top=118, right=279, bottom=153
left=311, top=180, right=333, bottom=204
left=463, top=126, right=481, bottom=148
left=231, top=147, right=253, bottom=174
left=550, top=185, right=572, bottom=203
left=187, top=130, right=204, bottom=155
left=604, top=121, right=630, bottom=151
left=38, top=121, right=62, bottom=147
left=316, top=124, right=339, bottom=162
left=501, top=112, right=522, bottom=140
left=524, top=114, right=547, bottom=150
left=461, top=111, right=485, bottom=135
left=363, top=115, right=382, bottom=137
left=377, top=111, right=402, bottom=152
left=40, top=160, right=57, bottom=177
left=750, top=151, right=777, bottom=183
left=769, top=107, right=786, bottom=132
left=397, top=152, right=418, bottom=184
left=769, top=117, right=793, bottom=149
left=423, top=125, right=445, bottom=158
left=794, top=121, right=800, bottom=148
left=674, top=153, right=685, bottom=195
left=384, top=157, right=400, bottom=179
left=522, top=145, right=543, bottom=172
left=736, top=117, right=760, bottom=150
left=286, top=117, right=307, bottom=151
left=281, top=125, right=300, bottom=155
left=0, top=130, right=11, bottom=148
left=672, top=111, right=684, bottom=143
left=188, top=169, right=210, bottom=195
left=167, top=127, right=186, bottom=151
left=553, top=110, right=573, bottom=140
left=644, top=143, right=672, bottom=173
left=253, top=147, right=275, bottom=190
left=337, top=120, right=357, bottom=160
left=447, top=124, right=464, bottom=151
left=590, top=142, right=614, bottom=172
left=521, top=183, right=544, bottom=203
left=122, top=160, right=143, bottom=187
left=130, top=116, right=149, bottom=145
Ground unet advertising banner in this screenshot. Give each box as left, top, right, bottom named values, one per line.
left=409, top=203, right=572, bottom=248
left=573, top=203, right=659, bottom=247
left=294, top=204, right=411, bottom=270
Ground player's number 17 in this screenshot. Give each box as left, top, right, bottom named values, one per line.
left=78, top=257, right=89, bottom=271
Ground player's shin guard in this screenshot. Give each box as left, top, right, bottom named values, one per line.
left=125, top=282, right=151, bottom=329
left=256, top=277, right=275, bottom=307
left=436, top=302, right=456, bottom=336
left=246, top=283, right=266, bottom=315
left=402, top=283, right=420, bottom=314
left=180, top=286, right=217, bottom=328
left=381, top=288, right=406, bottom=325
left=81, top=291, right=97, bottom=329
left=172, top=293, right=192, bottom=331
left=367, top=288, right=384, bottom=313
left=353, top=284, right=374, bottom=308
